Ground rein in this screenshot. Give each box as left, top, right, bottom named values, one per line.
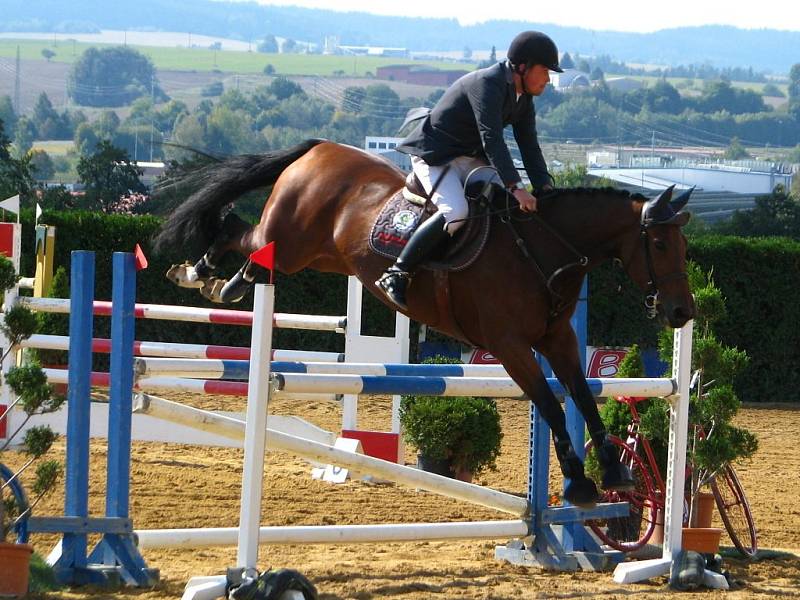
left=452, top=185, right=588, bottom=317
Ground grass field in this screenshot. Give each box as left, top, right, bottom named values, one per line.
left=0, top=39, right=476, bottom=77
left=607, top=72, right=788, bottom=98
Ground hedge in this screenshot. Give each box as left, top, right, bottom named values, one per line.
left=10, top=210, right=800, bottom=403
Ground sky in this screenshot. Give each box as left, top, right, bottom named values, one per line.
left=248, top=0, right=800, bottom=33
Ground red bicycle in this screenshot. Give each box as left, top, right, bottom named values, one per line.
left=583, top=394, right=757, bottom=557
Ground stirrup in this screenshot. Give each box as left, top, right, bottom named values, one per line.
left=375, top=268, right=411, bottom=310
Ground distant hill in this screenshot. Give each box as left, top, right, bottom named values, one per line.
left=3, top=0, right=799, bottom=73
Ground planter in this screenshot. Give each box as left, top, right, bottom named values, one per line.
left=417, top=454, right=454, bottom=478
left=416, top=454, right=473, bottom=482
left=681, top=527, right=723, bottom=554
left=694, top=491, right=716, bottom=528
left=0, top=542, right=33, bottom=597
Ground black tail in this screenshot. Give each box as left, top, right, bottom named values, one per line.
left=153, top=139, right=325, bottom=254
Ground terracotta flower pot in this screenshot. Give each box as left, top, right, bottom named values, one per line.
left=0, top=542, right=33, bottom=597
left=694, top=491, right=716, bottom=529
left=681, top=527, right=723, bottom=554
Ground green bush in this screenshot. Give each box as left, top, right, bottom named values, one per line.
left=399, top=356, right=502, bottom=476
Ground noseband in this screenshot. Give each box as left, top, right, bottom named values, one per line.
left=640, top=222, right=688, bottom=319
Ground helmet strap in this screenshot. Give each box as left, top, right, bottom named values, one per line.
left=515, top=63, right=531, bottom=95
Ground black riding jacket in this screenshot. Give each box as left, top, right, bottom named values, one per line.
left=397, top=61, right=552, bottom=189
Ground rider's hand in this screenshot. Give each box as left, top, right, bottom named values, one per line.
left=513, top=187, right=538, bottom=212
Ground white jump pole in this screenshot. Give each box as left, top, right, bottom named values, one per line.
left=137, top=520, right=530, bottom=549
left=612, top=321, right=727, bottom=589
left=136, top=392, right=529, bottom=517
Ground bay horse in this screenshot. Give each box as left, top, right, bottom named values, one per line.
left=154, top=139, right=694, bottom=507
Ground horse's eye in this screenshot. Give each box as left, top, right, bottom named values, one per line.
left=654, top=240, right=667, bottom=251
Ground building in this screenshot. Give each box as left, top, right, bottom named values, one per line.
left=376, top=65, right=469, bottom=87
left=587, top=162, right=794, bottom=223
left=338, top=46, right=409, bottom=58
left=550, top=69, right=591, bottom=92
left=364, top=136, right=411, bottom=171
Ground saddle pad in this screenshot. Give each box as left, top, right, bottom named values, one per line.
left=368, top=188, right=491, bottom=272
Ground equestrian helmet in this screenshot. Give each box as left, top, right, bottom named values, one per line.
left=507, top=31, right=563, bottom=72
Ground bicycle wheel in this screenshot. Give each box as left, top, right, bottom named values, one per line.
left=0, top=462, right=31, bottom=544
left=583, top=435, right=660, bottom=552
left=710, top=464, right=757, bottom=558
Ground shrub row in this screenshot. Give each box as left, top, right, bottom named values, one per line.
left=11, top=210, right=800, bottom=403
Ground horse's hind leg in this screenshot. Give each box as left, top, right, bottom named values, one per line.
left=490, top=339, right=599, bottom=508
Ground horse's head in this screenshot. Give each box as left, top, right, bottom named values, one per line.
left=625, top=186, right=695, bottom=328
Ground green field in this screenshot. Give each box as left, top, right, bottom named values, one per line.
left=0, top=39, right=476, bottom=77
left=606, top=72, right=788, bottom=97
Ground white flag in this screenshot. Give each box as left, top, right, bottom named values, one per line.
left=35, top=203, right=42, bottom=226
left=0, top=194, right=19, bottom=215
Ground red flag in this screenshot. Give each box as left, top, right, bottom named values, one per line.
left=250, top=242, right=276, bottom=284
left=134, top=243, right=149, bottom=271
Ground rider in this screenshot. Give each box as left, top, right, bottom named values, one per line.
left=376, top=30, right=561, bottom=310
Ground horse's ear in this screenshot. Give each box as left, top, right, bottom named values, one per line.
left=670, top=186, right=694, bottom=213
left=642, top=185, right=676, bottom=223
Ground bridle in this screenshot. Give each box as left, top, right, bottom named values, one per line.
left=638, top=219, right=688, bottom=319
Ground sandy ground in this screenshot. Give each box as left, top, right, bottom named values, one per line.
left=13, top=396, right=800, bottom=599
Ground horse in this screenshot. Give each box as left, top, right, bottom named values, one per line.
left=154, top=139, right=695, bottom=507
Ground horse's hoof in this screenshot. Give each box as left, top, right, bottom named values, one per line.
left=219, top=273, right=252, bottom=303
left=564, top=476, right=599, bottom=508
left=199, top=278, right=227, bottom=303
left=166, top=262, right=205, bottom=289
left=602, top=462, right=635, bottom=492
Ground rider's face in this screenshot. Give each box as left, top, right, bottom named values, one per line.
left=524, top=65, right=551, bottom=96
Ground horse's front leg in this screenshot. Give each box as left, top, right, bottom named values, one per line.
left=490, top=338, right=599, bottom=508
left=537, top=319, right=634, bottom=492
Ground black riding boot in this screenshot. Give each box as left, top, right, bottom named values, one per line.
left=554, top=437, right=599, bottom=508
left=592, top=431, right=635, bottom=492
left=376, top=213, right=449, bottom=310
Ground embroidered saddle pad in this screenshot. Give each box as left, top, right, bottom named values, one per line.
left=368, top=184, right=494, bottom=272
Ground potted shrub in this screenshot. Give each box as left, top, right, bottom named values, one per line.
left=399, top=356, right=502, bottom=481
left=596, top=263, right=758, bottom=553
left=0, top=255, right=64, bottom=596
left=657, top=264, right=757, bottom=552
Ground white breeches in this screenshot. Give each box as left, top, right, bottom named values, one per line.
left=411, top=155, right=501, bottom=233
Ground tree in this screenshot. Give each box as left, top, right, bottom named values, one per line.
left=41, top=48, right=55, bottom=62
left=723, top=136, right=749, bottom=160
left=263, top=64, right=275, bottom=75
left=789, top=63, right=800, bottom=103
left=462, top=46, right=472, bottom=60
left=32, top=92, right=69, bottom=139
left=560, top=52, right=575, bottom=70
left=0, top=119, right=34, bottom=199
left=28, top=149, right=55, bottom=181
left=76, top=140, right=146, bottom=212
left=13, top=117, right=35, bottom=158
left=762, top=83, right=785, bottom=98
left=67, top=46, right=166, bottom=107
left=0, top=96, right=18, bottom=134
left=590, top=67, right=604, bottom=82
left=790, top=63, right=800, bottom=122
left=267, top=77, right=305, bottom=101
left=257, top=35, right=278, bottom=54
left=715, top=185, right=800, bottom=238
left=342, top=86, right=366, bottom=113
left=281, top=38, right=297, bottom=54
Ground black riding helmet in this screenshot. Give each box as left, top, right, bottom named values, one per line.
left=507, top=31, right=563, bottom=73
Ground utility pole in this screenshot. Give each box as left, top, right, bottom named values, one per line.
left=150, top=75, right=155, bottom=161
left=651, top=130, right=656, bottom=162
left=14, top=46, right=20, bottom=115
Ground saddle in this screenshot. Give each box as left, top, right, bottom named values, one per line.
left=368, top=172, right=494, bottom=271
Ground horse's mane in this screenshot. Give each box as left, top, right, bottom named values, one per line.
left=536, top=186, right=647, bottom=214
